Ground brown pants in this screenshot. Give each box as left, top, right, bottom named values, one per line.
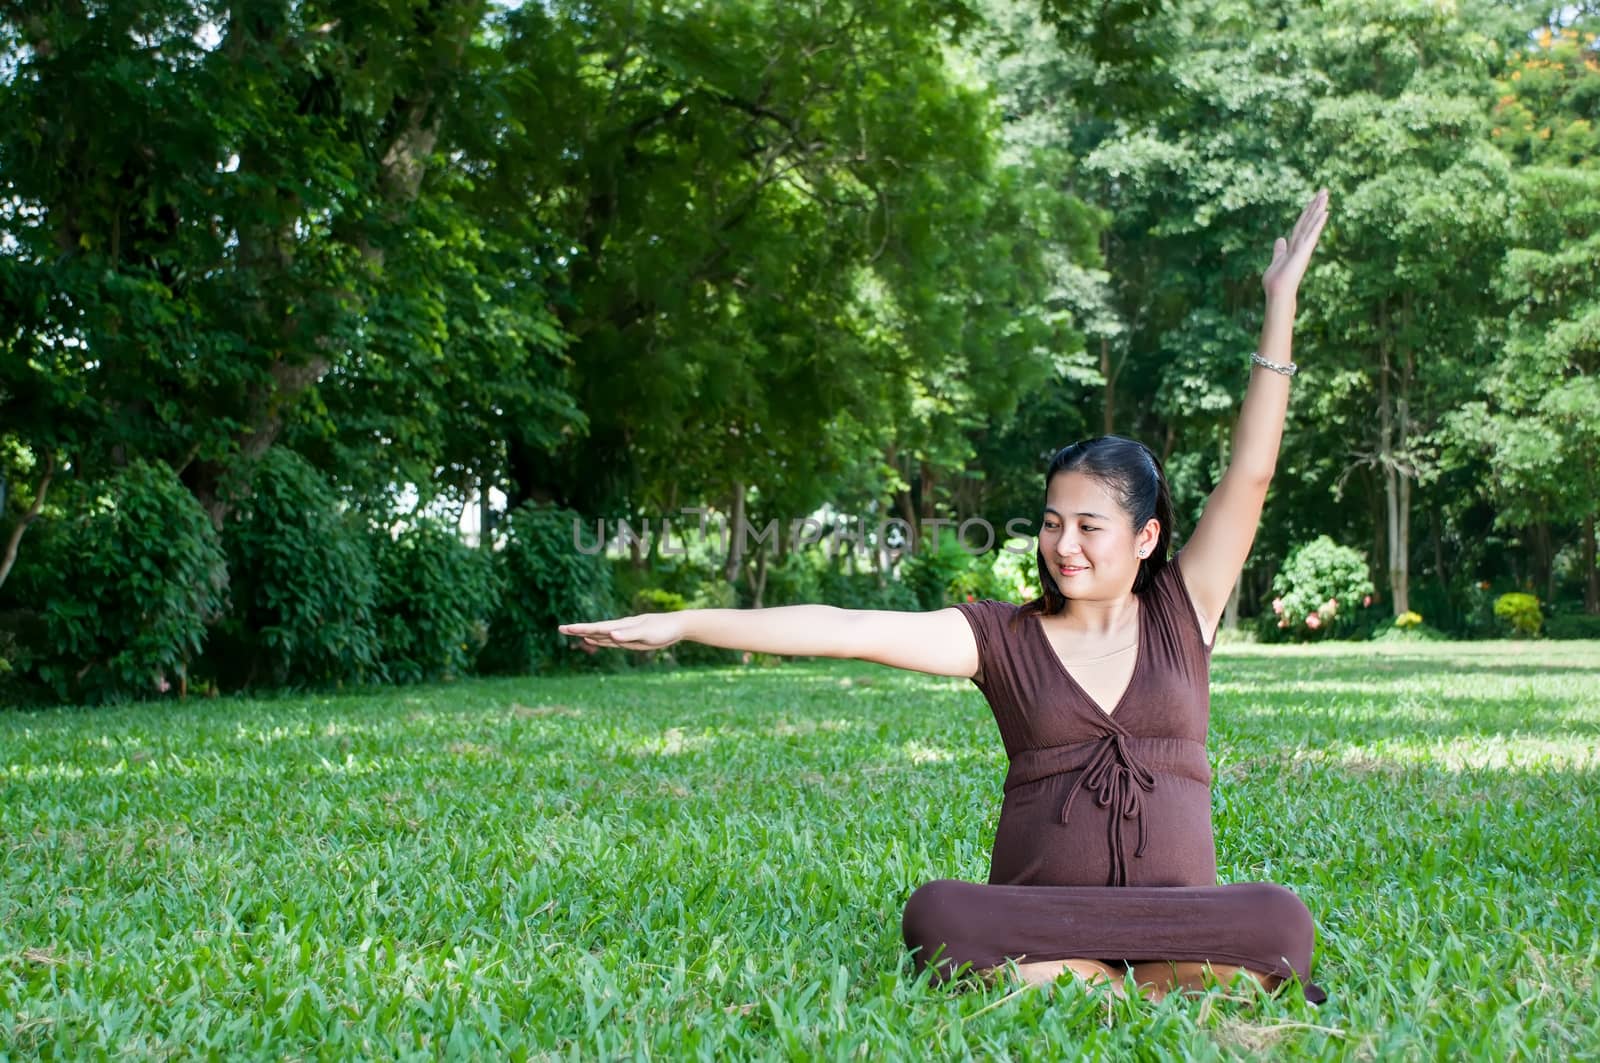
left=901, top=878, right=1327, bottom=1005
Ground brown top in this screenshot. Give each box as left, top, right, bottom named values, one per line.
left=954, top=554, right=1218, bottom=887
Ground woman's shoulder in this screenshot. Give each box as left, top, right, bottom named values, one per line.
left=953, top=597, right=1026, bottom=635
left=951, top=598, right=1033, bottom=691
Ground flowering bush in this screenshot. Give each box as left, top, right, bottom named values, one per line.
left=1261, top=536, right=1376, bottom=642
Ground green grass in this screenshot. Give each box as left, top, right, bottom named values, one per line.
left=4, top=640, right=1600, bottom=1060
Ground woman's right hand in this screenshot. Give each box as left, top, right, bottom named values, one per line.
left=559, top=614, right=687, bottom=651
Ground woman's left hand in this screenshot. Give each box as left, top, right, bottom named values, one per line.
left=1262, top=188, right=1329, bottom=302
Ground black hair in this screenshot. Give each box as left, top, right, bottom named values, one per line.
left=1017, top=435, right=1175, bottom=619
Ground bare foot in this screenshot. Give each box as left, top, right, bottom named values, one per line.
left=1129, top=961, right=1278, bottom=1000
left=1004, top=958, right=1130, bottom=997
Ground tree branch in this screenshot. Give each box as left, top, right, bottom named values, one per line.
left=0, top=451, right=57, bottom=592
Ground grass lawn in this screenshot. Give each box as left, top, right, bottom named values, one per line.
left=4, top=639, right=1599, bottom=1059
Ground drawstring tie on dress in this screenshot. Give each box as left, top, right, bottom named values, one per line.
left=1060, top=732, right=1159, bottom=886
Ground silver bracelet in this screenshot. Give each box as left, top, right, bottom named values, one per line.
left=1251, top=352, right=1298, bottom=377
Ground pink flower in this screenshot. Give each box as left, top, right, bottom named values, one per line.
left=1324, top=597, right=1338, bottom=616
left=966, top=593, right=976, bottom=602
left=1362, top=594, right=1373, bottom=608
left=155, top=675, right=171, bottom=693
left=1272, top=597, right=1284, bottom=615
left=1305, top=613, right=1323, bottom=630
left=1277, top=619, right=1288, bottom=629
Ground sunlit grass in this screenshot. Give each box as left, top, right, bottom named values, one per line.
left=3, top=640, right=1598, bottom=1058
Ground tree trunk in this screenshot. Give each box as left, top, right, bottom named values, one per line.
left=1378, top=301, right=1410, bottom=617
left=1531, top=520, right=1553, bottom=600
left=750, top=541, right=769, bottom=609
left=1100, top=229, right=1117, bottom=436
left=896, top=488, right=917, bottom=535
left=629, top=513, right=647, bottom=569
left=724, top=482, right=746, bottom=583
left=1396, top=469, right=1411, bottom=615
left=1101, top=335, right=1115, bottom=435
left=1431, top=509, right=1448, bottom=594
left=0, top=453, right=55, bottom=593
left=1584, top=513, right=1598, bottom=614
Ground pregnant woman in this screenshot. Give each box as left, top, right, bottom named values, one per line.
left=562, top=189, right=1331, bottom=1004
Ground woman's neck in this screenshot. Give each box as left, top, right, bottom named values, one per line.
left=1055, top=593, right=1140, bottom=637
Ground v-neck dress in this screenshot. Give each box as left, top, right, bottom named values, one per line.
left=900, top=554, right=1327, bottom=1004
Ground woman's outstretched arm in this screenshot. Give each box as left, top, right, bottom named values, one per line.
left=559, top=605, right=980, bottom=678
left=1180, top=188, right=1330, bottom=638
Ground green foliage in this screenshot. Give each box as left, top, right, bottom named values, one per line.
left=817, top=569, right=922, bottom=613
left=479, top=501, right=617, bottom=675
left=1262, top=536, right=1376, bottom=642
left=956, top=547, right=1042, bottom=604
left=6, top=0, right=1599, bottom=676
left=761, top=552, right=826, bottom=608
left=899, top=533, right=984, bottom=611
left=1492, top=592, right=1543, bottom=638
left=632, top=588, right=689, bottom=614
left=1371, top=616, right=1449, bottom=642
left=374, top=521, right=501, bottom=686
left=761, top=550, right=920, bottom=613
left=209, top=450, right=382, bottom=690
left=1546, top=610, right=1600, bottom=639
left=617, top=584, right=732, bottom=668
left=4, top=461, right=225, bottom=704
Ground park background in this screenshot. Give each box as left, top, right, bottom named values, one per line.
left=3, top=2, right=1600, bottom=1058
left=3, top=0, right=1599, bottom=702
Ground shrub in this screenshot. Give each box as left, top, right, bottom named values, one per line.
left=901, top=530, right=1015, bottom=610
left=1546, top=611, right=1600, bottom=639
left=817, top=567, right=921, bottom=612
left=899, top=532, right=974, bottom=610
left=1455, top=581, right=1500, bottom=639
left=1373, top=615, right=1448, bottom=641
left=625, top=583, right=746, bottom=668
left=1261, top=536, right=1376, bottom=642
left=761, top=551, right=823, bottom=607
left=7, top=460, right=226, bottom=703
left=479, top=501, right=617, bottom=674
left=374, top=520, right=501, bottom=685
left=1492, top=592, right=1543, bottom=638
left=632, top=587, right=689, bottom=614
left=208, top=449, right=382, bottom=689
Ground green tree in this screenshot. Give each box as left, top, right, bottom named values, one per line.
left=1448, top=25, right=1600, bottom=611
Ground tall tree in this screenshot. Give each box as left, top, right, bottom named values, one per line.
left=1448, top=25, right=1600, bottom=611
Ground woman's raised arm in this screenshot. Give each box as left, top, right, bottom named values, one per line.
left=559, top=604, right=980, bottom=679
left=1180, top=188, right=1330, bottom=638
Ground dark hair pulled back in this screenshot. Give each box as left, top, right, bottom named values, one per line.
left=1019, top=435, right=1174, bottom=619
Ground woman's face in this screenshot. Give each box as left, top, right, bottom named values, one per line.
left=1039, top=470, right=1159, bottom=601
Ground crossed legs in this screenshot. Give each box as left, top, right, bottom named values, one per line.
left=903, top=878, right=1316, bottom=1002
